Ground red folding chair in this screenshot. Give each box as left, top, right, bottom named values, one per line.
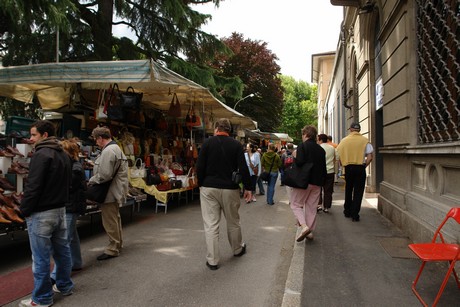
left=408, top=207, right=460, bottom=306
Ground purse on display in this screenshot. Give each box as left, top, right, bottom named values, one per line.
left=146, top=166, right=162, bottom=186
left=167, top=93, right=182, bottom=118
left=129, top=158, right=146, bottom=179
left=119, top=86, right=143, bottom=110
left=106, top=84, right=125, bottom=121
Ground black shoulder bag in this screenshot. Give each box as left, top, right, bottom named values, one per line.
left=86, top=145, right=122, bottom=203
left=259, top=156, right=275, bottom=181
left=283, top=143, right=313, bottom=189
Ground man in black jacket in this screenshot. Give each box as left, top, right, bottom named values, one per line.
left=196, top=118, right=252, bottom=270
left=20, top=120, right=73, bottom=307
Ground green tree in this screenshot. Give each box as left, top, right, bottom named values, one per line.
left=0, top=1, right=233, bottom=88
left=205, top=32, right=284, bottom=131
left=279, top=75, right=317, bottom=143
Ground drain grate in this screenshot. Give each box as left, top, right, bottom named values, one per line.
left=378, top=237, right=418, bottom=259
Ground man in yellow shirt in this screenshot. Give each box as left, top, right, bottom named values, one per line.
left=337, top=123, right=373, bottom=222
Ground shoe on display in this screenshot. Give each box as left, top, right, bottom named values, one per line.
left=19, top=298, right=52, bottom=307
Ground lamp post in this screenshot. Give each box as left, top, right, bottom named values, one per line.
left=233, top=93, right=255, bottom=110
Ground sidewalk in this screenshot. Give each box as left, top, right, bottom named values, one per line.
left=282, top=181, right=459, bottom=307
left=2, top=181, right=458, bottom=306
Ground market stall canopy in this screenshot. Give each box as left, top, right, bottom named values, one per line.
left=272, top=133, right=293, bottom=142
left=0, top=59, right=257, bottom=129
left=250, top=130, right=280, bottom=140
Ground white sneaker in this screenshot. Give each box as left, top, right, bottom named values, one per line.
left=52, top=284, right=73, bottom=296
left=19, top=299, right=52, bottom=307
left=252, top=196, right=257, bottom=202
left=306, top=233, right=314, bottom=240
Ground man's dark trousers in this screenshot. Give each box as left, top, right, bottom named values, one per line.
left=344, top=164, right=366, bottom=219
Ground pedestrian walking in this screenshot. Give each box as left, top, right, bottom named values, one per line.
left=255, top=147, right=265, bottom=196
left=19, top=120, right=74, bottom=307
left=89, top=126, right=129, bottom=260
left=317, top=134, right=336, bottom=213
left=196, top=118, right=252, bottom=270
left=244, top=143, right=261, bottom=203
left=337, top=122, right=374, bottom=222
left=289, top=125, right=326, bottom=242
left=50, top=139, right=87, bottom=283
left=261, top=144, right=282, bottom=205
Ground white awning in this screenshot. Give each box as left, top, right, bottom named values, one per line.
left=0, top=59, right=257, bottom=130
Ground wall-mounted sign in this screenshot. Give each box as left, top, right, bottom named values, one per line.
left=375, top=77, right=383, bottom=110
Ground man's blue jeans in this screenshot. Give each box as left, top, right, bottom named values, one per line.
left=266, top=172, right=279, bottom=205
left=51, top=212, right=82, bottom=280
left=26, top=207, right=74, bottom=305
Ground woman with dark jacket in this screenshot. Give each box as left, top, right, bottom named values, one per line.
left=51, top=138, right=87, bottom=279
left=290, top=125, right=326, bottom=242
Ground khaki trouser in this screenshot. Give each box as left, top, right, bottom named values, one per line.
left=100, top=201, right=123, bottom=256
left=200, top=187, right=244, bottom=265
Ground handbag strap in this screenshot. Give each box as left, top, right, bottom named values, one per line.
left=266, top=155, right=276, bottom=173
left=246, top=152, right=257, bottom=170
left=102, top=141, right=123, bottom=180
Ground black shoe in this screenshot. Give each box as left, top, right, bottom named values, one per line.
left=234, top=243, right=246, bottom=257
left=72, top=267, right=83, bottom=272
left=97, top=253, right=117, bottom=261
left=352, top=217, right=360, bottom=222
left=206, top=261, right=219, bottom=270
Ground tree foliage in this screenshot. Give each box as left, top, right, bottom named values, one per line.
left=279, top=75, right=317, bottom=143
left=204, top=33, right=284, bottom=132
left=0, top=1, right=230, bottom=81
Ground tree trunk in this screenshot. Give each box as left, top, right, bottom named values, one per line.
left=93, top=0, right=113, bottom=60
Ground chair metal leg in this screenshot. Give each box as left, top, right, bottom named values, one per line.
left=433, top=260, right=459, bottom=307
left=412, top=261, right=429, bottom=307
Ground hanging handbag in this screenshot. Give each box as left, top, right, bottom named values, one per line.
left=95, top=89, right=108, bottom=120
left=106, top=84, right=125, bottom=121
left=119, top=86, right=143, bottom=110
left=167, top=93, right=182, bottom=118
left=185, top=103, right=202, bottom=128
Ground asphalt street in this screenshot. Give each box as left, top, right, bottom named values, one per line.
left=1, top=179, right=459, bottom=306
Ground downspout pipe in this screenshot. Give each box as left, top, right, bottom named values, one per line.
left=341, top=25, right=352, bottom=109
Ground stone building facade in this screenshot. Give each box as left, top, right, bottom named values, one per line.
left=316, top=0, right=459, bottom=243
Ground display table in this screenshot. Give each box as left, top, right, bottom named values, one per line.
left=129, top=177, right=198, bottom=214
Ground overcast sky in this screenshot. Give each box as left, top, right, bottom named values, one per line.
left=113, top=1, right=343, bottom=83
left=194, top=0, right=344, bottom=83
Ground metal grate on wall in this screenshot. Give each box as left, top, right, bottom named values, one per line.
left=416, top=0, right=460, bottom=143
